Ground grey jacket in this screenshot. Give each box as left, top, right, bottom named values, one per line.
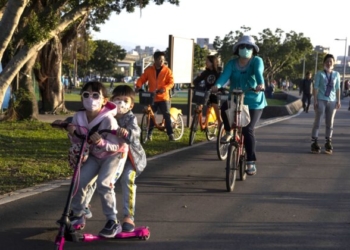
left=117, top=111, right=147, bottom=175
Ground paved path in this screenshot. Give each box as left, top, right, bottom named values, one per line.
left=1, top=92, right=350, bottom=249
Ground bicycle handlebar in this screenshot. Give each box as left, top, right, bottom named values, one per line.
left=231, top=87, right=264, bottom=95
left=137, top=88, right=164, bottom=94
left=51, top=120, right=117, bottom=139
left=190, top=86, right=229, bottom=94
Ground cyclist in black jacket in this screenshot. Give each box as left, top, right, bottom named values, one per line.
left=193, top=55, right=222, bottom=126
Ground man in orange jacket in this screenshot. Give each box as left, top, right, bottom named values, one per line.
left=136, top=51, right=175, bottom=141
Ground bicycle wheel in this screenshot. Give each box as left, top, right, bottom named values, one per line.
left=205, top=107, right=218, bottom=141
left=239, top=146, right=247, bottom=181
left=140, top=113, right=149, bottom=144
left=172, top=114, right=184, bottom=141
left=216, top=124, right=228, bottom=161
left=206, top=124, right=218, bottom=141
left=189, top=114, right=199, bottom=146
left=226, top=145, right=238, bottom=192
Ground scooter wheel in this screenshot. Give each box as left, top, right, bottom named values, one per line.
left=139, top=233, right=150, bottom=241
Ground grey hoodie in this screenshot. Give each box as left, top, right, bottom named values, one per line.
left=117, top=110, right=147, bottom=175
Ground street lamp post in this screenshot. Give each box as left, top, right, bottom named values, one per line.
left=314, top=52, right=319, bottom=77
left=335, top=37, right=348, bottom=92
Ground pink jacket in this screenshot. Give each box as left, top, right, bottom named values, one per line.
left=69, top=101, right=128, bottom=159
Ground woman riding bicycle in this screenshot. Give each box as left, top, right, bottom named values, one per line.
left=193, top=55, right=222, bottom=126
left=212, top=35, right=267, bottom=176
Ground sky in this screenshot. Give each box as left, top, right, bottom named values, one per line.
left=91, top=0, right=350, bottom=60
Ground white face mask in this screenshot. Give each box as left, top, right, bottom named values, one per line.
left=83, top=98, right=102, bottom=112
left=113, top=100, right=131, bottom=114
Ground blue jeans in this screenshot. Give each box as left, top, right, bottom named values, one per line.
left=148, top=101, right=173, bottom=136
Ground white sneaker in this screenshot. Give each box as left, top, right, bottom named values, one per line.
left=83, top=207, right=92, bottom=219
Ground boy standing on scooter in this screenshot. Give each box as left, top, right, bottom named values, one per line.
left=111, top=85, right=147, bottom=232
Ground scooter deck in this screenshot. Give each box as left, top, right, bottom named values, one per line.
left=82, top=226, right=150, bottom=242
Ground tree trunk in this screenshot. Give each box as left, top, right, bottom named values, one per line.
left=34, top=35, right=67, bottom=114
left=0, top=4, right=90, bottom=111
left=0, top=0, right=29, bottom=60
left=15, top=55, right=39, bottom=120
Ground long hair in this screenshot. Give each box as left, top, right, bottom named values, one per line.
left=207, top=55, right=219, bottom=73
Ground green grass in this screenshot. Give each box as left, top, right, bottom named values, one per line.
left=0, top=121, right=71, bottom=195
left=266, top=98, right=287, bottom=105
left=0, top=85, right=287, bottom=195
left=0, top=120, right=207, bottom=195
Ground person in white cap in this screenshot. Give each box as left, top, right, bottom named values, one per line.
left=212, top=35, right=267, bottom=176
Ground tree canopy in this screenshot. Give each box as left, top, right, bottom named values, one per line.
left=193, top=44, right=209, bottom=75
left=213, top=26, right=320, bottom=85
left=0, top=0, right=179, bottom=118
left=88, top=39, right=126, bottom=78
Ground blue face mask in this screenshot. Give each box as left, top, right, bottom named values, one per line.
left=238, top=48, right=253, bottom=58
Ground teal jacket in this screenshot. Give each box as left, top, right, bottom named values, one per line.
left=215, top=56, right=267, bottom=110
left=314, top=70, right=340, bottom=102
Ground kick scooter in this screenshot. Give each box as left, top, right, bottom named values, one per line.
left=51, top=118, right=150, bottom=250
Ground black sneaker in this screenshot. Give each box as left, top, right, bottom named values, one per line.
left=99, top=220, right=122, bottom=238
left=122, top=222, right=135, bottom=232
left=324, top=140, right=333, bottom=154
left=147, top=134, right=152, bottom=141
left=168, top=134, right=175, bottom=141
left=311, top=141, right=321, bottom=154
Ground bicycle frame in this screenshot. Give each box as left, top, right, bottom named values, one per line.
left=230, top=90, right=245, bottom=161
left=139, top=96, right=184, bottom=144
left=142, top=105, right=181, bottom=131
left=143, top=106, right=163, bottom=130
left=225, top=89, right=248, bottom=191
left=193, top=104, right=217, bottom=131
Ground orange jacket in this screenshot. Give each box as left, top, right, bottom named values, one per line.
left=136, top=65, right=174, bottom=102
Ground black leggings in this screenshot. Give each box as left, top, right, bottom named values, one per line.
left=220, top=101, right=263, bottom=161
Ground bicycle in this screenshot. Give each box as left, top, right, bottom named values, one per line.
left=224, top=89, right=249, bottom=192
left=138, top=90, right=184, bottom=144
left=189, top=88, right=228, bottom=146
